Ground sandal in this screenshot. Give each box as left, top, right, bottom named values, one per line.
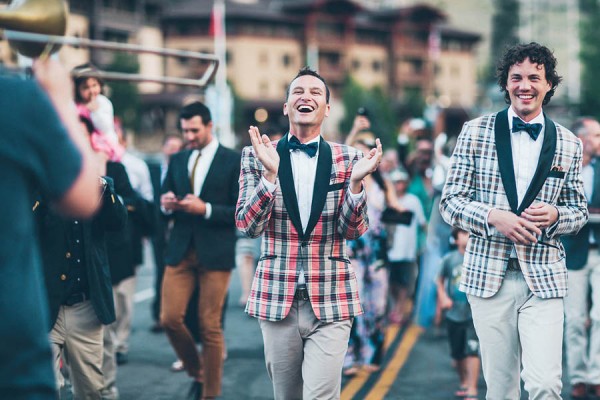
left=454, top=387, right=467, bottom=397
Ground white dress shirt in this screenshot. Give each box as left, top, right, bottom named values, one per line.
left=120, top=152, right=154, bottom=202
left=507, top=107, right=546, bottom=257
left=187, top=138, right=219, bottom=219
left=508, top=107, right=545, bottom=207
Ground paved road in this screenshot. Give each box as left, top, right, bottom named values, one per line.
left=113, top=246, right=572, bottom=399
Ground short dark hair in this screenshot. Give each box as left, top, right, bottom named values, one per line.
left=451, top=227, right=468, bottom=240
left=286, top=66, right=330, bottom=103
left=496, top=42, right=562, bottom=106
left=72, top=63, right=104, bottom=103
left=179, top=101, right=212, bottom=125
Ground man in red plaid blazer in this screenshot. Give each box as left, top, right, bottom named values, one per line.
left=236, top=67, right=382, bottom=399
left=440, top=43, right=588, bottom=399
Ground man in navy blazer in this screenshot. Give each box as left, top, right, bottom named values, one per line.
left=562, top=117, right=600, bottom=398
left=160, top=101, right=240, bottom=399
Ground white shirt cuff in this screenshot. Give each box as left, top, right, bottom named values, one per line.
left=261, top=176, right=277, bottom=192
left=204, top=202, right=212, bottom=219
left=347, top=188, right=365, bottom=206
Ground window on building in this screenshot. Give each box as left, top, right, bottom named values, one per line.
left=260, top=81, right=269, bottom=97
left=372, top=60, right=382, bottom=72
left=259, top=52, right=268, bottom=66
left=283, top=54, right=292, bottom=67
left=352, top=60, right=361, bottom=71
left=226, top=51, right=233, bottom=64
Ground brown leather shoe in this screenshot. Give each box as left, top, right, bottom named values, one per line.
left=571, top=382, right=587, bottom=399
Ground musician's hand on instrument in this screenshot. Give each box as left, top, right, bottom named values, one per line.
left=32, top=58, right=74, bottom=103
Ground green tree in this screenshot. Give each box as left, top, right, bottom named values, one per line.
left=488, top=0, right=520, bottom=83
left=579, top=0, right=600, bottom=119
left=106, top=53, right=140, bottom=132
left=339, top=77, right=398, bottom=148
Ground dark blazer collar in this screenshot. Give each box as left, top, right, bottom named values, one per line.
left=494, top=108, right=557, bottom=214
left=276, top=134, right=332, bottom=240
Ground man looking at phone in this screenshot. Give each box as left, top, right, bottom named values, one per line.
left=159, top=101, right=240, bottom=399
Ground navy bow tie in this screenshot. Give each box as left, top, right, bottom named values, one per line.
left=512, top=117, right=543, bottom=141
left=289, top=136, right=318, bottom=157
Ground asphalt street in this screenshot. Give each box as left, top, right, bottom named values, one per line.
left=111, top=244, right=572, bottom=399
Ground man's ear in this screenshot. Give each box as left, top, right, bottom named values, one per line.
left=324, top=104, right=330, bottom=118
left=283, top=103, right=288, bottom=116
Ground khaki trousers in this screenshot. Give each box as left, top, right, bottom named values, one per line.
left=49, top=301, right=104, bottom=400
left=160, top=249, right=231, bottom=398
left=259, top=298, right=352, bottom=400
left=565, top=249, right=600, bottom=385
left=111, top=276, right=137, bottom=354
left=468, top=269, right=564, bottom=400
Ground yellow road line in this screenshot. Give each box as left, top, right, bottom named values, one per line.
left=365, top=324, right=423, bottom=400
left=341, top=325, right=400, bottom=400
left=341, top=368, right=371, bottom=400
left=383, top=324, right=400, bottom=351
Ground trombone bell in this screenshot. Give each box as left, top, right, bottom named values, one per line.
left=0, top=0, right=219, bottom=88
left=0, top=0, right=68, bottom=58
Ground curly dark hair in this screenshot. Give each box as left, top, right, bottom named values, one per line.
left=496, top=42, right=563, bottom=106
left=286, top=66, right=330, bottom=104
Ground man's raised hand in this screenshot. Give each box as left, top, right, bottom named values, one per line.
left=349, top=138, right=383, bottom=193
left=249, top=126, right=279, bottom=183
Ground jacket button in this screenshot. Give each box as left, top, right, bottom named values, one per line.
left=65, top=252, right=71, bottom=259
left=60, top=274, right=67, bottom=281
left=301, top=241, right=308, bottom=247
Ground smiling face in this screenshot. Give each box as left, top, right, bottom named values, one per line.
left=283, top=75, right=330, bottom=138
left=506, top=57, right=552, bottom=122
left=77, top=77, right=102, bottom=104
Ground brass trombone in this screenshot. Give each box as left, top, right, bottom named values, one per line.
left=0, top=0, right=219, bottom=87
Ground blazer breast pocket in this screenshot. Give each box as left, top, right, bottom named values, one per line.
left=548, top=170, right=565, bottom=179
left=328, top=182, right=345, bottom=192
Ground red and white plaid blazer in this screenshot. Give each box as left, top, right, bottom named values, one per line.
left=235, top=135, right=368, bottom=322
left=440, top=109, right=588, bottom=299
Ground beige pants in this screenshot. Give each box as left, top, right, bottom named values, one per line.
left=565, top=249, right=600, bottom=385
left=111, top=276, right=137, bottom=354
left=468, top=270, right=564, bottom=400
left=259, top=298, right=352, bottom=400
left=49, top=300, right=104, bottom=400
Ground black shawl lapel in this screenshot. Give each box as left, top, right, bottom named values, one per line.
left=304, top=138, right=332, bottom=239
left=495, top=108, right=519, bottom=213
left=199, top=145, right=221, bottom=198
left=517, top=114, right=557, bottom=214
left=276, top=134, right=304, bottom=237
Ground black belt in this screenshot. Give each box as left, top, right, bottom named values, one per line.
left=507, top=259, right=521, bottom=272
left=294, top=285, right=309, bottom=301
left=63, top=292, right=88, bottom=306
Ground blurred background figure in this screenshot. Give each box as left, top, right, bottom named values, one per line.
left=436, top=228, right=480, bottom=400
left=148, top=134, right=184, bottom=333
left=344, top=132, right=390, bottom=375
left=37, top=108, right=128, bottom=400
left=413, top=108, right=469, bottom=328
left=562, top=117, right=600, bottom=399
left=384, top=167, right=426, bottom=325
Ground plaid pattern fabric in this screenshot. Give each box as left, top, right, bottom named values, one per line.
left=236, top=139, right=368, bottom=322
left=440, top=112, right=588, bottom=299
